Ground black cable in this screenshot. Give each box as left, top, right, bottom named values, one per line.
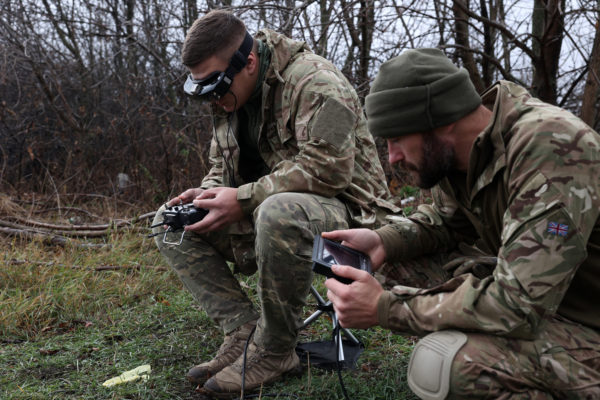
left=212, top=111, right=234, bottom=188
left=333, top=321, right=352, bottom=400
left=240, top=324, right=256, bottom=400
left=224, top=91, right=238, bottom=187
left=225, top=93, right=238, bottom=187
left=212, top=90, right=238, bottom=189
left=236, top=319, right=353, bottom=400
left=238, top=325, right=301, bottom=400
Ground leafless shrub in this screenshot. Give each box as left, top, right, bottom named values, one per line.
left=1, top=0, right=598, bottom=203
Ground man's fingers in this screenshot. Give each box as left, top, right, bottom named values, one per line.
left=321, top=230, right=348, bottom=242
left=195, top=187, right=219, bottom=199
left=324, top=276, right=345, bottom=293
left=167, top=189, right=199, bottom=206
left=193, top=198, right=215, bottom=209
left=332, top=264, right=367, bottom=281
left=186, top=212, right=216, bottom=231
left=166, top=196, right=182, bottom=207
left=325, top=287, right=337, bottom=303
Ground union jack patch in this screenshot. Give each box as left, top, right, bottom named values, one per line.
left=547, top=221, right=569, bottom=237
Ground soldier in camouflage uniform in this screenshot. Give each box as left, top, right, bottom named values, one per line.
left=151, top=10, right=398, bottom=396
left=324, top=48, right=600, bottom=399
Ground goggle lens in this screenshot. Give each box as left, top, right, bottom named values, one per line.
left=183, top=71, right=229, bottom=101
left=183, top=31, right=253, bottom=102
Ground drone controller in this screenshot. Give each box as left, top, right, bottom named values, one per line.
left=149, top=203, right=208, bottom=245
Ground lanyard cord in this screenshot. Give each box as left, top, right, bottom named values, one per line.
left=212, top=91, right=239, bottom=188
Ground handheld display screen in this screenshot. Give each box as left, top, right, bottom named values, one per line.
left=321, top=240, right=365, bottom=268
left=311, top=236, right=372, bottom=284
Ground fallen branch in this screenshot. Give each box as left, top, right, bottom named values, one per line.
left=94, top=264, right=168, bottom=272
left=135, top=211, right=156, bottom=222
left=6, top=258, right=168, bottom=272
left=0, top=227, right=109, bottom=248
left=3, top=210, right=155, bottom=231
left=4, top=215, right=132, bottom=231
left=31, top=206, right=101, bottom=219
left=0, top=219, right=115, bottom=237
left=0, top=206, right=156, bottom=244
left=0, top=211, right=155, bottom=237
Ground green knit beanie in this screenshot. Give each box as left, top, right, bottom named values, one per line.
left=365, top=48, right=481, bottom=138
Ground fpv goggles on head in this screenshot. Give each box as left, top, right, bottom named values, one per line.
left=183, top=31, right=254, bottom=101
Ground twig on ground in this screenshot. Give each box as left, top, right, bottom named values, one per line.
left=6, top=258, right=168, bottom=272
left=0, top=211, right=156, bottom=241
left=0, top=227, right=109, bottom=248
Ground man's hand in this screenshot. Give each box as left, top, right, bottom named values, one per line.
left=167, top=188, right=204, bottom=207
left=322, top=228, right=386, bottom=270
left=186, top=187, right=244, bottom=233
left=325, top=265, right=383, bottom=329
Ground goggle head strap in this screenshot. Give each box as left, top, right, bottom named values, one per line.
left=212, top=31, right=253, bottom=98
left=226, top=31, right=254, bottom=78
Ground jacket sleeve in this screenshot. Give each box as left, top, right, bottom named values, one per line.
left=236, top=68, right=360, bottom=214
left=375, top=187, right=478, bottom=261
left=376, top=123, right=600, bottom=339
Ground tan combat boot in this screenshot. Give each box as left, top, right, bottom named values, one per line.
left=186, top=320, right=256, bottom=386
left=201, top=341, right=302, bottom=397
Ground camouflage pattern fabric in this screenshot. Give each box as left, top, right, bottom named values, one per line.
left=153, top=193, right=350, bottom=351
left=378, top=254, right=600, bottom=399
left=372, top=81, right=600, bottom=397
left=200, top=29, right=399, bottom=227
left=375, top=81, right=600, bottom=334
left=153, top=204, right=259, bottom=334
left=155, top=29, right=397, bottom=354
left=376, top=241, right=496, bottom=289
left=449, top=315, right=600, bottom=399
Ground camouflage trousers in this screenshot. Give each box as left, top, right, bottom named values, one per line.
left=152, top=192, right=350, bottom=352
left=449, top=314, right=600, bottom=399
left=378, top=252, right=600, bottom=399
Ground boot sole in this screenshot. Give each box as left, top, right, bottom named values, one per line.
left=187, top=373, right=211, bottom=386
left=199, top=364, right=304, bottom=399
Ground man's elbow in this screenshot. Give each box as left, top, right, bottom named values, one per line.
left=501, top=310, right=548, bottom=340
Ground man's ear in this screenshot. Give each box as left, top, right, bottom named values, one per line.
left=434, top=122, right=456, bottom=140
left=245, top=51, right=258, bottom=74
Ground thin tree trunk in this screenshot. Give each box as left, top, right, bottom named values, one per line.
left=580, top=1, right=600, bottom=128
left=531, top=0, right=565, bottom=104
left=452, top=0, right=485, bottom=92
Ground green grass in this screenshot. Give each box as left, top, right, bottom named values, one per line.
left=1, top=229, right=418, bottom=399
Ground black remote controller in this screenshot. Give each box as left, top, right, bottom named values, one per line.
left=150, top=203, right=208, bottom=232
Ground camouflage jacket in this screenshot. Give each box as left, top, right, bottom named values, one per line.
left=200, top=29, right=398, bottom=227
left=376, top=81, right=600, bottom=336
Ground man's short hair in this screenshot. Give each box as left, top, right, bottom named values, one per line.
left=181, top=10, right=247, bottom=67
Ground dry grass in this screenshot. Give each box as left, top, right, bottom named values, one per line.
left=1, top=229, right=174, bottom=340
left=0, top=201, right=418, bottom=399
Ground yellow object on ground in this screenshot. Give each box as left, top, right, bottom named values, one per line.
left=102, top=364, right=151, bottom=387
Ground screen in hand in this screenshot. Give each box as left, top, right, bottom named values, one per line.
left=322, top=240, right=363, bottom=267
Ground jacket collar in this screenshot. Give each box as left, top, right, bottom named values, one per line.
left=254, top=29, right=309, bottom=85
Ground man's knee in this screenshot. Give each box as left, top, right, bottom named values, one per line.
left=151, top=204, right=168, bottom=250
left=254, top=193, right=312, bottom=228
left=254, top=193, right=312, bottom=259
left=407, top=330, right=467, bottom=400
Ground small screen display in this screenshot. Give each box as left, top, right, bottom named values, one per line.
left=321, top=241, right=363, bottom=268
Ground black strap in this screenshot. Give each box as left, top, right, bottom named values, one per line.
left=225, top=31, right=254, bottom=78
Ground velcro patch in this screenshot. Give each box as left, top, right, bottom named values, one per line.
left=311, top=97, right=356, bottom=149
